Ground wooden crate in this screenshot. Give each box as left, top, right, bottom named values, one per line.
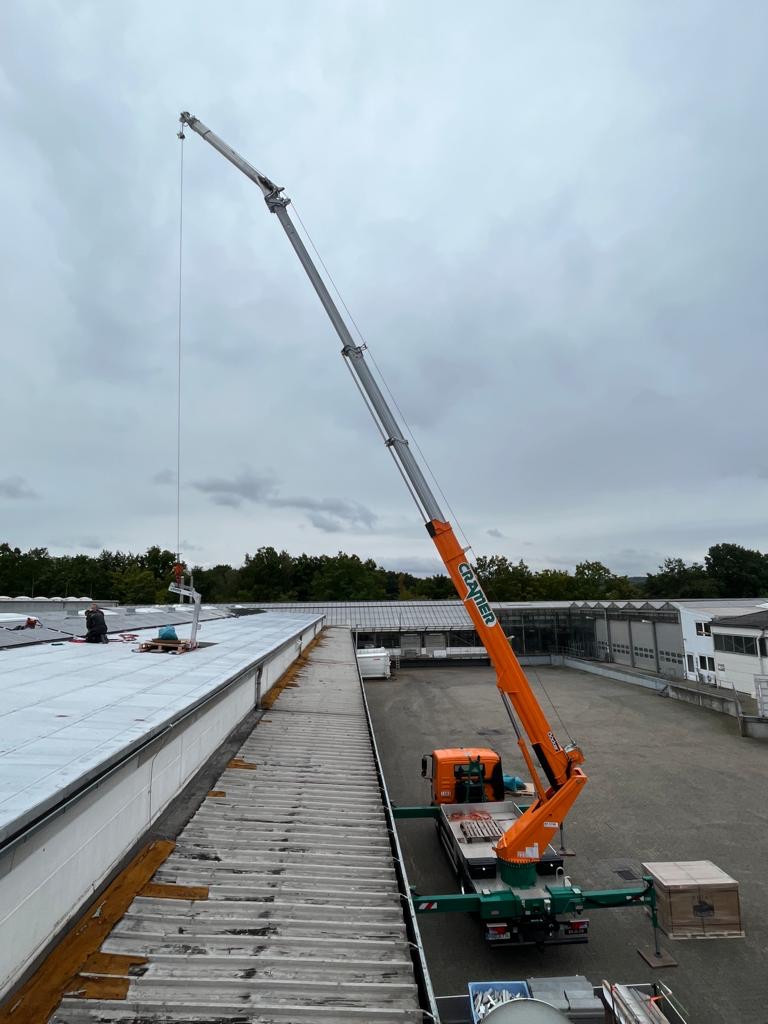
left=642, top=861, right=744, bottom=939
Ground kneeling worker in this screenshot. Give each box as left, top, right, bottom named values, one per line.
left=85, top=603, right=109, bottom=644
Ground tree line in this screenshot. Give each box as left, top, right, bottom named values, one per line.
left=1, top=541, right=767, bottom=605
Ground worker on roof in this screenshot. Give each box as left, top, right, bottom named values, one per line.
left=84, top=603, right=108, bottom=644
left=12, top=616, right=40, bottom=630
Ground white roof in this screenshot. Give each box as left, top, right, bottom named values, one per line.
left=0, top=612, right=321, bottom=845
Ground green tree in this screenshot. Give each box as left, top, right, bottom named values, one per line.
left=0, top=543, right=23, bottom=595
left=240, top=547, right=297, bottom=601
left=291, top=553, right=323, bottom=601
left=705, top=543, right=768, bottom=597
left=141, top=546, right=178, bottom=583
left=412, top=573, right=455, bottom=599
left=532, top=569, right=574, bottom=600
left=573, top=560, right=636, bottom=600
left=474, top=556, right=535, bottom=601
left=111, top=567, right=157, bottom=604
left=311, top=553, right=387, bottom=600
left=194, top=563, right=244, bottom=602
left=644, top=557, right=719, bottom=598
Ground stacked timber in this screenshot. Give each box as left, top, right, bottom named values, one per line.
left=642, top=860, right=744, bottom=939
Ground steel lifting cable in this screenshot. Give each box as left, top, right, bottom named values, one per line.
left=529, top=665, right=576, bottom=746
left=285, top=210, right=580, bottom=742
left=175, top=122, right=186, bottom=569
left=290, top=201, right=474, bottom=554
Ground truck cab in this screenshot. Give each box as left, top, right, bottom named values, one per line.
left=422, top=747, right=505, bottom=804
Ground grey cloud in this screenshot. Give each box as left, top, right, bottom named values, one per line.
left=79, top=537, right=102, bottom=550
left=272, top=496, right=376, bottom=532
left=152, top=469, right=176, bottom=485
left=211, top=493, right=246, bottom=508
left=192, top=471, right=376, bottom=532
left=1, top=3, right=767, bottom=570
left=304, top=513, right=345, bottom=533
left=192, top=472, right=277, bottom=506
left=487, top=528, right=505, bottom=539
left=0, top=476, right=39, bottom=500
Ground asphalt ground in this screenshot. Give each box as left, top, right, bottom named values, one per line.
left=364, top=664, right=768, bottom=1024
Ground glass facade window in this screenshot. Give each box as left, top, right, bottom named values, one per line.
left=714, top=633, right=758, bottom=656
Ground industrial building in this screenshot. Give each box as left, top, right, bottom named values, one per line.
left=251, top=597, right=768, bottom=697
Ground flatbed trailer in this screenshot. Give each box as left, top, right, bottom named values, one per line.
left=394, top=803, right=659, bottom=950
left=435, top=799, right=585, bottom=946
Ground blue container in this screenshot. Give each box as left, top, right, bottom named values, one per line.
left=468, top=981, right=531, bottom=1023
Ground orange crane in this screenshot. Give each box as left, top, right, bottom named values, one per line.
left=179, top=112, right=587, bottom=875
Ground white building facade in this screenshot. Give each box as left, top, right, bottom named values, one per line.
left=674, top=600, right=768, bottom=689
left=709, top=611, right=768, bottom=698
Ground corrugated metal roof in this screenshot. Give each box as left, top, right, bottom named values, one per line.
left=247, top=601, right=474, bottom=629
left=250, top=597, right=768, bottom=630
left=50, top=627, right=423, bottom=1023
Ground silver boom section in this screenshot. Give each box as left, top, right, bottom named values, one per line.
left=179, top=112, right=445, bottom=525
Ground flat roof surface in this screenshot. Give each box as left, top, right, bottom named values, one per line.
left=0, top=612, right=320, bottom=845
left=365, top=664, right=768, bottom=1024
left=0, top=605, right=231, bottom=649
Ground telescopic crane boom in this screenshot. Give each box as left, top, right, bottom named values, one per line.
left=179, top=112, right=587, bottom=866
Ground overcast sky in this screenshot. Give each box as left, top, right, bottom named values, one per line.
left=1, top=1, right=766, bottom=578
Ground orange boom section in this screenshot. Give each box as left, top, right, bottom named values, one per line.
left=427, top=518, right=587, bottom=864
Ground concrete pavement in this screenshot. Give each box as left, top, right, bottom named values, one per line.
left=365, top=663, right=767, bottom=1024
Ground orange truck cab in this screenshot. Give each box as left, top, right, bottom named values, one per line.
left=422, top=747, right=505, bottom=805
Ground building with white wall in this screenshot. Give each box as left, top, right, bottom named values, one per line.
left=674, top=600, right=768, bottom=688
left=709, top=610, right=768, bottom=698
